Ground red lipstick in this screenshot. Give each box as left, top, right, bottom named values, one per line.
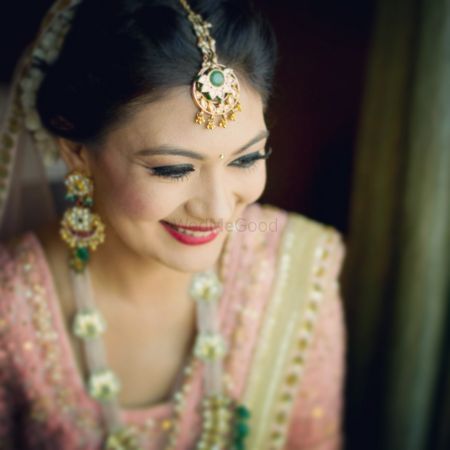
left=161, top=221, right=220, bottom=245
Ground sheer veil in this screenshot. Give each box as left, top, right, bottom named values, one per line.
left=0, top=119, right=58, bottom=241
left=0, top=0, right=80, bottom=241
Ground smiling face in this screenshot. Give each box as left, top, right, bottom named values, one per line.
left=64, top=81, right=269, bottom=274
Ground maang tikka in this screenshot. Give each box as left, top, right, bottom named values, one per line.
left=179, top=0, right=242, bottom=130
left=60, top=171, right=105, bottom=272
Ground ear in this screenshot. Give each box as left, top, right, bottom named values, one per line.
left=57, top=138, right=92, bottom=174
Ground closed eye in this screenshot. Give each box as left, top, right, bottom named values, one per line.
left=148, top=164, right=195, bottom=181
left=229, top=148, right=272, bottom=168
left=147, top=147, right=272, bottom=181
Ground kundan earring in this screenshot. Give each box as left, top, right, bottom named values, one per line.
left=60, top=170, right=105, bottom=272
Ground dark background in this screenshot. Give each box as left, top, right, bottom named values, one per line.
left=0, top=0, right=376, bottom=235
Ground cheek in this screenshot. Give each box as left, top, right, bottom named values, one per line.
left=93, top=161, right=176, bottom=221
left=113, top=184, right=151, bottom=218
left=239, top=165, right=267, bottom=202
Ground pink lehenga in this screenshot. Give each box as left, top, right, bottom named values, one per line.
left=0, top=201, right=346, bottom=450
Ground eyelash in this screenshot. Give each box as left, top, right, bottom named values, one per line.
left=148, top=147, right=273, bottom=182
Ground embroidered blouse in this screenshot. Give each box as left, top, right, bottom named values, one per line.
left=0, top=203, right=346, bottom=449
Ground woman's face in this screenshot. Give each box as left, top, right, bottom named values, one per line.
left=84, top=82, right=269, bottom=273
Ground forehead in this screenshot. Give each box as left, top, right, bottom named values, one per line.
left=106, top=82, right=267, bottom=153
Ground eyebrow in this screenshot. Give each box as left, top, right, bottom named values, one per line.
left=133, top=129, right=270, bottom=160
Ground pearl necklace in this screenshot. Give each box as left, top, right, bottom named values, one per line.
left=70, top=258, right=251, bottom=450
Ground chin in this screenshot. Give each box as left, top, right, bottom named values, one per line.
left=165, top=237, right=226, bottom=273
left=163, top=253, right=220, bottom=274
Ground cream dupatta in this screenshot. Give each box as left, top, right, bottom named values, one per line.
left=243, top=212, right=343, bottom=449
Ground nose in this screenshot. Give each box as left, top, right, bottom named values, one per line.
left=186, top=169, right=234, bottom=226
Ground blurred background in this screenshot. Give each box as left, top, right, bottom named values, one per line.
left=0, top=1, right=448, bottom=449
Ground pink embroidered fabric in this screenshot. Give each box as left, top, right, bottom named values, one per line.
left=0, top=203, right=346, bottom=450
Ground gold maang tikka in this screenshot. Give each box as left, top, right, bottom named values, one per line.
left=179, top=0, right=242, bottom=130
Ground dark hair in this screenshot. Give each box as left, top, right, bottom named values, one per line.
left=35, top=0, right=277, bottom=145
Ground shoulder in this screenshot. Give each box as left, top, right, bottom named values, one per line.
left=0, top=233, right=40, bottom=380
left=244, top=202, right=345, bottom=238
left=0, top=231, right=42, bottom=281
left=0, top=232, right=44, bottom=335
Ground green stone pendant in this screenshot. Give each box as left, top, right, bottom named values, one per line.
left=209, top=69, right=225, bottom=87
left=76, top=246, right=90, bottom=262
left=69, top=246, right=90, bottom=272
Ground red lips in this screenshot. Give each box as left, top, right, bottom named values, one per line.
left=160, top=221, right=221, bottom=246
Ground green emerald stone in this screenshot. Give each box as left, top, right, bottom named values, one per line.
left=236, top=405, right=251, bottom=419
left=232, top=441, right=245, bottom=450
left=65, top=194, right=76, bottom=202
left=76, top=247, right=90, bottom=262
left=235, top=422, right=249, bottom=437
left=210, top=70, right=225, bottom=87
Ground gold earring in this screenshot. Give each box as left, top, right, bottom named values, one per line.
left=60, top=170, right=105, bottom=272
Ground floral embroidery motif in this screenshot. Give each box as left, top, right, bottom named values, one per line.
left=268, top=228, right=340, bottom=449
left=14, top=238, right=100, bottom=438
left=225, top=207, right=274, bottom=388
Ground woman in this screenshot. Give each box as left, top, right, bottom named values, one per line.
left=0, top=0, right=346, bottom=449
